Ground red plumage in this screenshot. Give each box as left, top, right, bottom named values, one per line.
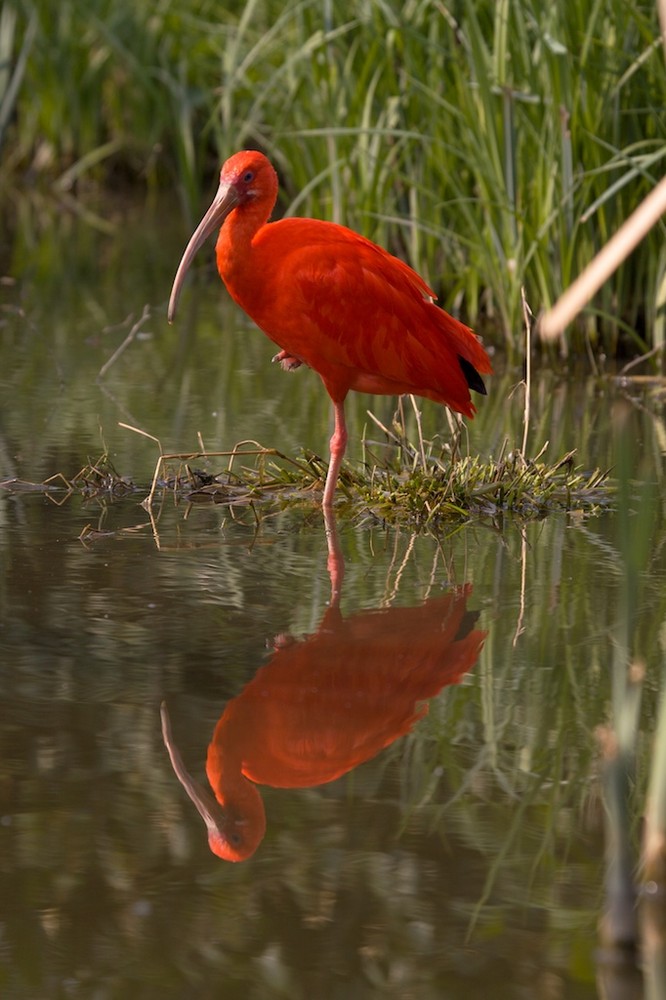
left=161, top=584, right=485, bottom=861
left=169, top=150, right=492, bottom=505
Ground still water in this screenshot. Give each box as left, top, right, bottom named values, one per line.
left=1, top=196, right=664, bottom=998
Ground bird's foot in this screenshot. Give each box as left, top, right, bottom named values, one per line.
left=272, top=350, right=303, bottom=372
left=270, top=632, right=296, bottom=650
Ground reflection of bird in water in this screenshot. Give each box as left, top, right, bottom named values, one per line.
left=161, top=517, right=486, bottom=862
left=167, top=149, right=492, bottom=507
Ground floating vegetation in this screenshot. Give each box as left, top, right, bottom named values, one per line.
left=359, top=450, right=611, bottom=526
left=0, top=434, right=612, bottom=530
left=69, top=455, right=138, bottom=499
left=0, top=456, right=139, bottom=503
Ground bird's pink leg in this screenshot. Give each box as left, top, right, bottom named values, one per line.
left=322, top=399, right=348, bottom=509
left=323, top=505, right=344, bottom=604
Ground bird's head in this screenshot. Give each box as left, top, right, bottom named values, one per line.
left=160, top=703, right=265, bottom=862
left=167, top=150, right=278, bottom=323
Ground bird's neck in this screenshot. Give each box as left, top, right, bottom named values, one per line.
left=215, top=202, right=267, bottom=288
left=205, top=721, right=265, bottom=821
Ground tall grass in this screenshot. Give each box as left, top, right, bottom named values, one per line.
left=3, top=0, right=665, bottom=352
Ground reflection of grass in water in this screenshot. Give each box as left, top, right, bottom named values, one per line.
left=372, top=411, right=666, bottom=968
left=0, top=472, right=652, bottom=991
left=339, top=478, right=666, bottom=962
left=606, top=412, right=666, bottom=911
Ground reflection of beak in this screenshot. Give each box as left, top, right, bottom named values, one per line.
left=160, top=702, right=227, bottom=842
left=167, top=182, right=240, bottom=323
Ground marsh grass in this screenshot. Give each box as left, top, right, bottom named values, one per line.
left=356, top=429, right=611, bottom=524
left=5, top=0, right=665, bottom=352
left=329, top=514, right=616, bottom=945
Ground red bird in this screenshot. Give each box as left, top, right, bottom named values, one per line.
left=168, top=150, right=492, bottom=507
left=161, top=585, right=485, bottom=862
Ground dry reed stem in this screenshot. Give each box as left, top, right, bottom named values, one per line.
left=540, top=176, right=666, bottom=339
left=409, top=394, right=428, bottom=472
left=520, top=287, right=532, bottom=457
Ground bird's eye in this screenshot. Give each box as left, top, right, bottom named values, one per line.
left=242, top=170, right=254, bottom=183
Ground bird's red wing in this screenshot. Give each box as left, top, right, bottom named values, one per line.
left=245, top=219, right=490, bottom=415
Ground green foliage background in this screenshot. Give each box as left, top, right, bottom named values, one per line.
left=2, top=0, right=665, bottom=350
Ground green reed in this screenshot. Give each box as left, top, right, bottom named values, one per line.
left=3, top=0, right=665, bottom=353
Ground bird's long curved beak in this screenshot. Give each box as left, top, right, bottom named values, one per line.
left=167, top=181, right=240, bottom=323
left=160, top=702, right=226, bottom=840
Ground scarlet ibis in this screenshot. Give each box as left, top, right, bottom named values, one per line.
left=168, top=150, right=492, bottom=507
left=160, top=519, right=485, bottom=861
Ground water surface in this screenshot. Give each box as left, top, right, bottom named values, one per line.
left=1, top=196, right=663, bottom=999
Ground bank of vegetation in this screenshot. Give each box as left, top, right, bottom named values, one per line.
left=1, top=0, right=664, bottom=354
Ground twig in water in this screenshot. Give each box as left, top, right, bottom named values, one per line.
left=97, top=305, right=151, bottom=379
left=512, top=525, right=527, bottom=647
left=617, top=345, right=663, bottom=377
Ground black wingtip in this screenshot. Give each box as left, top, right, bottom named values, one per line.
left=458, top=356, right=487, bottom=396
left=454, top=609, right=481, bottom=641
